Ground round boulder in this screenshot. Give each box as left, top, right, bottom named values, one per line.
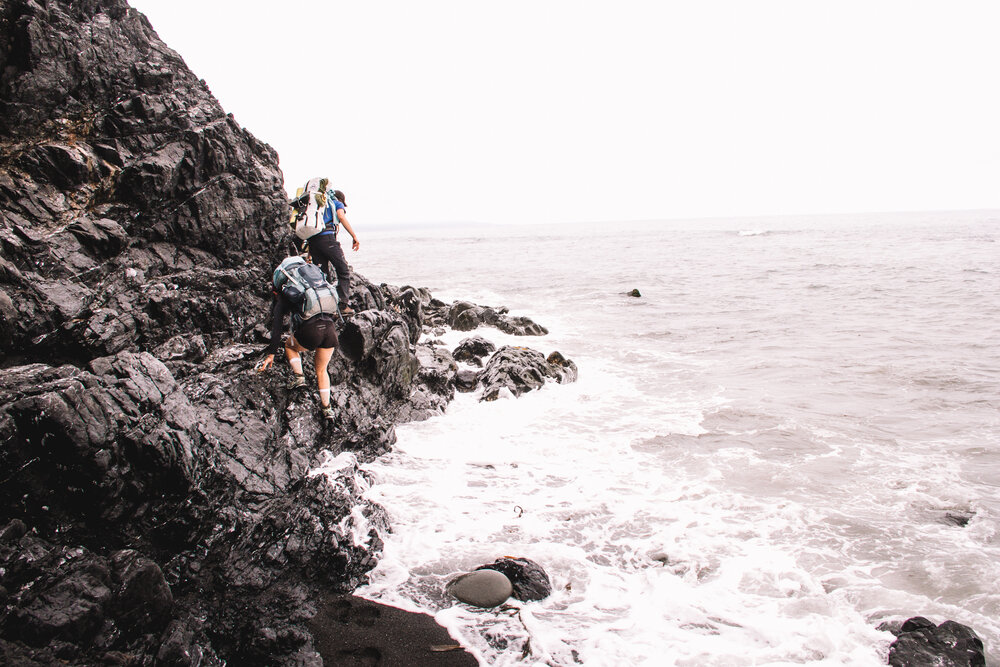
left=445, top=569, right=513, bottom=608
left=476, top=557, right=552, bottom=601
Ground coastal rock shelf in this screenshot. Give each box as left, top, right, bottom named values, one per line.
left=0, top=0, right=574, bottom=664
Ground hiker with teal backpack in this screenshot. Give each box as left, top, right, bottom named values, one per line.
left=289, top=177, right=359, bottom=315
left=257, top=256, right=342, bottom=420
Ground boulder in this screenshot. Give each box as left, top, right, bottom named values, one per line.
left=445, top=570, right=513, bottom=608
left=110, top=550, right=173, bottom=637
left=448, top=301, right=483, bottom=331
left=444, top=301, right=548, bottom=336
left=455, top=369, right=480, bottom=393
left=339, top=309, right=419, bottom=400
left=452, top=336, right=496, bottom=367
left=495, top=315, right=548, bottom=336
left=415, top=343, right=458, bottom=398
left=884, top=616, right=985, bottom=667
left=479, top=346, right=578, bottom=401
left=476, top=557, right=552, bottom=602
left=7, top=553, right=113, bottom=647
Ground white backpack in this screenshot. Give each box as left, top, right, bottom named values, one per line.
left=289, top=177, right=334, bottom=240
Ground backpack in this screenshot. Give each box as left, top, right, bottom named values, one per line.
left=272, top=256, right=339, bottom=324
left=289, top=177, right=337, bottom=240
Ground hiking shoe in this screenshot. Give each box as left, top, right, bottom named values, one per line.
left=321, top=405, right=335, bottom=421
left=286, top=374, right=307, bottom=390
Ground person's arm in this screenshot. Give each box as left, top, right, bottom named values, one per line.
left=337, top=208, right=360, bottom=251
left=258, top=295, right=287, bottom=369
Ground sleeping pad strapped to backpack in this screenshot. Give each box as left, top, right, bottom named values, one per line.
left=272, top=256, right=339, bottom=325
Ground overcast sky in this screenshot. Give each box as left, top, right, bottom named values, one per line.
left=127, top=0, right=1000, bottom=227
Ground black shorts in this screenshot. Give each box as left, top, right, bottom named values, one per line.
left=294, top=315, right=339, bottom=351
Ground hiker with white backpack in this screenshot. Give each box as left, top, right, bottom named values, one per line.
left=289, top=177, right=359, bottom=315
left=257, top=255, right=342, bottom=421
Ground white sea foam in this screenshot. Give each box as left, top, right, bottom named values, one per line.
left=351, top=217, right=1000, bottom=665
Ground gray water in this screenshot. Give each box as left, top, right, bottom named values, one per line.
left=337, top=213, right=1000, bottom=665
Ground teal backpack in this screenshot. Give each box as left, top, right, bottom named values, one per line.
left=272, top=256, right=339, bottom=324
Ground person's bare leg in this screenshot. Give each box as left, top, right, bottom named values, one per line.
left=314, top=346, right=335, bottom=407
left=285, top=336, right=306, bottom=385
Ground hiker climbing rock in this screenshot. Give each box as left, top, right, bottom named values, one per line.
left=258, top=255, right=342, bottom=420
left=289, top=177, right=359, bottom=316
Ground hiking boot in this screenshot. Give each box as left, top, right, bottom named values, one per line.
left=286, top=374, right=307, bottom=390
left=321, top=405, right=335, bottom=421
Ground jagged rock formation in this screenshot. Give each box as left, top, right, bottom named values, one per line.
left=452, top=335, right=495, bottom=367
left=479, top=347, right=578, bottom=401
left=446, top=300, right=548, bottom=335
left=0, top=0, right=288, bottom=363
left=883, top=617, right=985, bottom=667
left=0, top=1, right=574, bottom=664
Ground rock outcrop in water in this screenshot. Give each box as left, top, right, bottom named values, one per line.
left=0, top=1, right=574, bottom=664
left=883, top=617, right=985, bottom=667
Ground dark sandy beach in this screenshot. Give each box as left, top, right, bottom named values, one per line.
left=309, top=595, right=478, bottom=666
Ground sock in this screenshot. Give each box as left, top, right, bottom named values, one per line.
left=289, top=358, right=303, bottom=375
left=319, top=388, right=330, bottom=407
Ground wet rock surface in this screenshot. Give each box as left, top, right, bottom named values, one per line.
left=883, top=616, right=985, bottom=667
left=476, top=557, right=553, bottom=602
left=453, top=335, right=496, bottom=367
left=444, top=300, right=548, bottom=336
left=479, top=346, right=579, bottom=401
left=0, top=0, right=575, bottom=663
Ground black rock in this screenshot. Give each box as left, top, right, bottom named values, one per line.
left=415, top=342, right=458, bottom=399
left=340, top=309, right=419, bottom=399
left=496, top=315, right=548, bottom=336
left=476, top=557, right=552, bottom=602
left=443, top=301, right=548, bottom=336
left=943, top=510, right=975, bottom=527
left=110, top=550, right=174, bottom=637
left=453, top=336, right=496, bottom=367
left=455, top=369, right=480, bottom=393
left=479, top=346, right=578, bottom=401
left=5, top=542, right=114, bottom=648
left=885, top=617, right=985, bottom=667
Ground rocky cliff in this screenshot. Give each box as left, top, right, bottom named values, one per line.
left=0, top=1, right=576, bottom=664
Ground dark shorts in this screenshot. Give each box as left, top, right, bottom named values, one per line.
left=294, top=315, right=339, bottom=351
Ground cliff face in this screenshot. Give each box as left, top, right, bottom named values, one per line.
left=0, top=1, right=575, bottom=665
left=0, top=0, right=288, bottom=362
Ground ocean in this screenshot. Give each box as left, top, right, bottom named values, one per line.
left=315, top=213, right=1000, bottom=665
